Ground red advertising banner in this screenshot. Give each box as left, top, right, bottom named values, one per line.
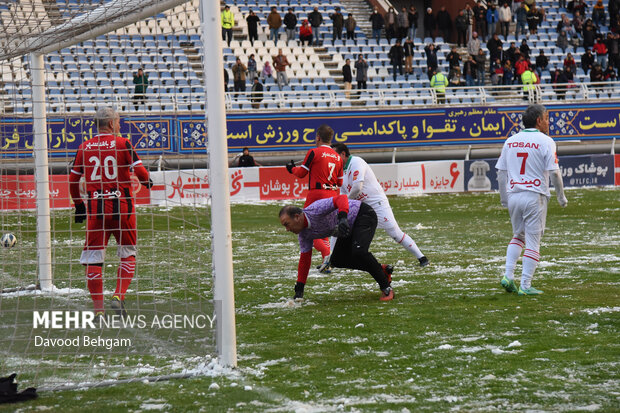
left=258, top=167, right=309, bottom=201
left=615, top=155, right=620, bottom=186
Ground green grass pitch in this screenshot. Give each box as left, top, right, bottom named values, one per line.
left=1, top=187, right=618, bottom=412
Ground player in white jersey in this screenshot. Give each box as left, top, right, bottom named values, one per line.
left=496, top=104, right=567, bottom=296
left=330, top=143, right=428, bottom=268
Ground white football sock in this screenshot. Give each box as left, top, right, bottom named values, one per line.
left=521, top=249, right=540, bottom=290
left=504, top=237, right=524, bottom=280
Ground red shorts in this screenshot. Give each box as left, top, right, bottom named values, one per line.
left=80, top=192, right=137, bottom=264
left=304, top=189, right=339, bottom=207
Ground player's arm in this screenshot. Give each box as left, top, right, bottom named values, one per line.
left=286, top=150, right=314, bottom=178
left=69, top=151, right=86, bottom=223
left=497, top=169, right=508, bottom=207
left=332, top=195, right=351, bottom=237
left=347, top=160, right=366, bottom=199
left=295, top=237, right=313, bottom=298
left=126, top=140, right=152, bottom=188
left=549, top=169, right=567, bottom=207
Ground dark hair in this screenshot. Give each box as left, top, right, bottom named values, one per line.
left=331, top=143, right=350, bottom=157
left=279, top=205, right=303, bottom=218
left=522, top=104, right=547, bottom=128
left=242, top=147, right=249, bottom=151
left=316, top=124, right=334, bottom=143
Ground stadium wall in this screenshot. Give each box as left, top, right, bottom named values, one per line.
left=1, top=103, right=619, bottom=158
left=1, top=154, right=617, bottom=210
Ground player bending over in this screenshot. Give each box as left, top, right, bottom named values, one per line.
left=279, top=195, right=394, bottom=301
left=69, top=107, right=152, bottom=317
left=285, top=125, right=343, bottom=270
left=331, top=143, right=429, bottom=270
left=496, top=104, right=567, bottom=295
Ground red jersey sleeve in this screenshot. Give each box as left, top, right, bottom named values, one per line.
left=69, top=147, right=84, bottom=205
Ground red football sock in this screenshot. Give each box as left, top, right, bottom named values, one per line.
left=114, top=256, right=135, bottom=301
left=313, top=237, right=330, bottom=258
left=86, top=265, right=104, bottom=312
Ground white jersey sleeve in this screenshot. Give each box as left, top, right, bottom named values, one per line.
left=343, top=156, right=389, bottom=208
left=496, top=129, right=559, bottom=197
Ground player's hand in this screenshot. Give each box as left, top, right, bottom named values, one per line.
left=558, top=196, right=568, bottom=208
left=294, top=281, right=305, bottom=299
left=285, top=160, right=295, bottom=174
left=74, top=202, right=86, bottom=224
left=142, top=178, right=154, bottom=189
left=337, top=211, right=350, bottom=238
left=500, top=198, right=508, bottom=208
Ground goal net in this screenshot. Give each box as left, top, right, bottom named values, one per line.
left=0, top=0, right=233, bottom=390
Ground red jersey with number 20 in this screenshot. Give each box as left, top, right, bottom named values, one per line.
left=70, top=134, right=145, bottom=196
left=298, top=145, right=343, bottom=191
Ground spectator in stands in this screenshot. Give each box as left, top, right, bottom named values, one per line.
left=557, top=31, right=570, bottom=54
left=515, top=53, right=530, bottom=80
left=430, top=69, right=449, bottom=103
left=464, top=55, right=477, bottom=86
left=475, top=48, right=487, bottom=86
left=449, top=67, right=463, bottom=86
left=505, top=41, right=518, bottom=65
left=467, top=31, right=481, bottom=59
left=503, top=59, right=514, bottom=84
left=247, top=54, right=258, bottom=82
left=572, top=0, right=588, bottom=17
left=330, top=7, right=344, bottom=45
left=590, top=63, right=604, bottom=85
left=284, top=8, right=298, bottom=43
left=447, top=46, right=462, bottom=80
left=455, top=10, right=468, bottom=47
left=487, top=4, right=499, bottom=38
left=299, top=19, right=313, bottom=46
left=603, top=65, right=617, bottom=81
left=564, top=52, right=577, bottom=73
left=570, top=33, right=582, bottom=51
left=385, top=7, right=397, bottom=44
left=515, top=3, right=528, bottom=37
left=246, top=10, right=260, bottom=46
left=231, top=58, right=247, bottom=96
left=223, top=67, right=229, bottom=92
left=308, top=6, right=323, bottom=46
left=424, top=7, right=436, bottom=41
left=389, top=40, right=405, bottom=81
left=521, top=66, right=539, bottom=100
left=519, top=38, right=531, bottom=60
left=355, top=54, right=369, bottom=91
left=268, top=7, right=282, bottom=45
left=261, top=61, right=273, bottom=81
left=132, top=68, right=148, bottom=110
left=582, top=19, right=597, bottom=50
left=593, top=36, right=609, bottom=69
left=557, top=14, right=575, bottom=38
left=273, top=49, right=290, bottom=90
left=231, top=147, right=262, bottom=167
left=397, top=7, right=410, bottom=42
left=369, top=8, right=384, bottom=45
left=250, top=78, right=263, bottom=109
left=535, top=50, right=549, bottom=79
left=487, top=33, right=503, bottom=62
left=436, top=6, right=452, bottom=43
left=404, top=37, right=415, bottom=76
left=499, top=3, right=512, bottom=40
left=424, top=43, right=439, bottom=79
left=221, top=5, right=234, bottom=47
left=607, top=32, right=620, bottom=72
left=592, top=0, right=606, bottom=27
left=559, top=0, right=566, bottom=12
left=474, top=1, right=488, bottom=41
left=581, top=48, right=595, bottom=74
left=463, top=4, right=475, bottom=42
left=408, top=6, right=419, bottom=41
left=526, top=5, right=541, bottom=35
left=342, top=58, right=353, bottom=98
left=345, top=13, right=357, bottom=45
left=490, top=57, right=504, bottom=85
left=552, top=68, right=570, bottom=100
left=573, top=10, right=584, bottom=34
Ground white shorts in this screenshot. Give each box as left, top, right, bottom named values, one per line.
left=369, top=199, right=397, bottom=231
left=507, top=191, right=548, bottom=251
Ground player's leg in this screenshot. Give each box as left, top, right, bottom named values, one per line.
left=114, top=199, right=138, bottom=302
left=502, top=193, right=526, bottom=292
left=81, top=207, right=108, bottom=313
left=519, top=193, right=547, bottom=295
left=377, top=204, right=427, bottom=265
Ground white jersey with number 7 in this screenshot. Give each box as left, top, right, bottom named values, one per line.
left=496, top=128, right=559, bottom=197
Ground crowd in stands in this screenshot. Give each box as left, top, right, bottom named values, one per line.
left=220, top=0, right=619, bottom=103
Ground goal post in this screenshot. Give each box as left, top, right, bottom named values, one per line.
left=0, top=0, right=237, bottom=389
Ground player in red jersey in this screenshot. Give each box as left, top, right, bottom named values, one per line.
left=69, top=107, right=152, bottom=318
left=285, top=124, right=343, bottom=297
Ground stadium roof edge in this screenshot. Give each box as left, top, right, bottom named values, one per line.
left=0, top=0, right=190, bottom=61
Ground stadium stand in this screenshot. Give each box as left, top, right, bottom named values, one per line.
left=0, top=0, right=618, bottom=114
